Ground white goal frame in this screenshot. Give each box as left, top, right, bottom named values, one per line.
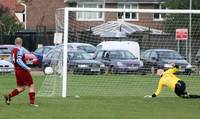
left=62, top=7, right=200, bottom=98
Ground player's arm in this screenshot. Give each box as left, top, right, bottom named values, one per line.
left=144, top=79, right=163, bottom=98
left=16, top=48, right=30, bottom=70
left=153, top=79, right=163, bottom=97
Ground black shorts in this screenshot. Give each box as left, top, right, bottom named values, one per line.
left=174, top=80, right=187, bottom=96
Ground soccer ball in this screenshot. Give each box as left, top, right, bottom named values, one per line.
left=44, top=67, right=53, bottom=75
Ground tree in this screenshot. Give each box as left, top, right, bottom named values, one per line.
left=0, top=4, right=24, bottom=35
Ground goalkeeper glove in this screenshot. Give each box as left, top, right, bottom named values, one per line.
left=144, top=93, right=157, bottom=98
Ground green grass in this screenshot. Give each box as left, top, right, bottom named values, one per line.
left=0, top=74, right=200, bottom=119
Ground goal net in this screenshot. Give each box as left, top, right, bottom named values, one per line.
left=37, top=7, right=200, bottom=97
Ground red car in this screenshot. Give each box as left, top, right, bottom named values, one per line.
left=0, top=45, right=40, bottom=66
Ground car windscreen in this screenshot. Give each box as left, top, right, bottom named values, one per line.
left=157, top=51, right=183, bottom=60
left=109, top=51, right=136, bottom=59
left=0, top=48, right=10, bottom=54
left=68, top=52, right=92, bottom=60
left=3, top=46, right=30, bottom=54
left=77, top=45, right=96, bottom=53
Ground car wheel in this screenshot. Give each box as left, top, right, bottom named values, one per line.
left=100, top=69, right=105, bottom=75
left=69, top=68, right=74, bottom=74
left=138, top=68, right=146, bottom=75
left=111, top=68, right=118, bottom=74
left=185, top=69, right=192, bottom=75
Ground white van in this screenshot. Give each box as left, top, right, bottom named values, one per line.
left=96, top=41, right=140, bottom=60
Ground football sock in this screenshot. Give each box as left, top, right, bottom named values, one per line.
left=8, top=89, right=19, bottom=98
left=29, top=92, right=36, bottom=104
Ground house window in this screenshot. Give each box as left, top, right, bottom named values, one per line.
left=77, top=3, right=104, bottom=21
left=153, top=4, right=166, bottom=21
left=118, top=3, right=139, bottom=21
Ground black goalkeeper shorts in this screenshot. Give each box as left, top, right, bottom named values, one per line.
left=174, top=80, right=187, bottom=96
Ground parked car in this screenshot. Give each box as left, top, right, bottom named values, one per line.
left=96, top=41, right=140, bottom=59
left=68, top=43, right=96, bottom=56
left=195, top=49, right=200, bottom=74
left=0, top=60, right=14, bottom=73
left=94, top=49, right=142, bottom=74
left=96, top=41, right=143, bottom=67
left=33, top=46, right=55, bottom=66
left=67, top=51, right=106, bottom=74
left=141, top=49, right=192, bottom=74
left=0, top=46, right=12, bottom=61
left=0, top=45, right=40, bottom=66
left=42, top=46, right=106, bottom=75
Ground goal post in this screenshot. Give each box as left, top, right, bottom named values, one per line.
left=38, top=7, right=200, bottom=98
left=62, top=8, right=69, bottom=98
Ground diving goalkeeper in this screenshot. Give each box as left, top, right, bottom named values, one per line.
left=145, top=64, right=200, bottom=98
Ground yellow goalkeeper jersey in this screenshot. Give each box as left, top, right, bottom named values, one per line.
left=155, top=67, right=181, bottom=96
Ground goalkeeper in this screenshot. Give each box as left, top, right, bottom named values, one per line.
left=145, top=64, right=200, bottom=98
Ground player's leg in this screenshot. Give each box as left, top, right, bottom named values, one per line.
left=187, top=94, right=200, bottom=98
left=28, top=84, right=38, bottom=107
left=4, top=86, right=25, bottom=105
left=174, top=80, right=188, bottom=97
left=21, top=70, right=38, bottom=107
left=4, top=69, right=27, bottom=105
left=175, top=80, right=200, bottom=99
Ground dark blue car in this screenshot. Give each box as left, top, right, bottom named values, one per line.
left=141, top=49, right=192, bottom=74
left=42, top=46, right=106, bottom=75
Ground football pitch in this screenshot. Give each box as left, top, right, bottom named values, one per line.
left=0, top=74, right=200, bottom=119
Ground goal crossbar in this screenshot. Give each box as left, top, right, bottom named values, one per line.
left=64, top=7, right=200, bottom=14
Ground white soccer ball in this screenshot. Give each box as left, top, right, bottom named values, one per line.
left=44, top=67, right=53, bottom=75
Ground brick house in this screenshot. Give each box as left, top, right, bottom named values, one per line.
left=64, top=0, right=165, bottom=31
left=0, top=0, right=65, bottom=50
left=63, top=0, right=168, bottom=46
left=26, top=0, right=64, bottom=31
left=0, top=0, right=64, bottom=31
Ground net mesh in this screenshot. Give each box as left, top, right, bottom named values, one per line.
left=38, top=8, right=200, bottom=97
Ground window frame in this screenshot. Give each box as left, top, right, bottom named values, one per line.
left=153, top=3, right=166, bottom=21
left=76, top=2, right=105, bottom=21
left=117, top=3, right=139, bottom=21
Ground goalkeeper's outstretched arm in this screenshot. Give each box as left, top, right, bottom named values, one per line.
left=144, top=80, right=163, bottom=98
